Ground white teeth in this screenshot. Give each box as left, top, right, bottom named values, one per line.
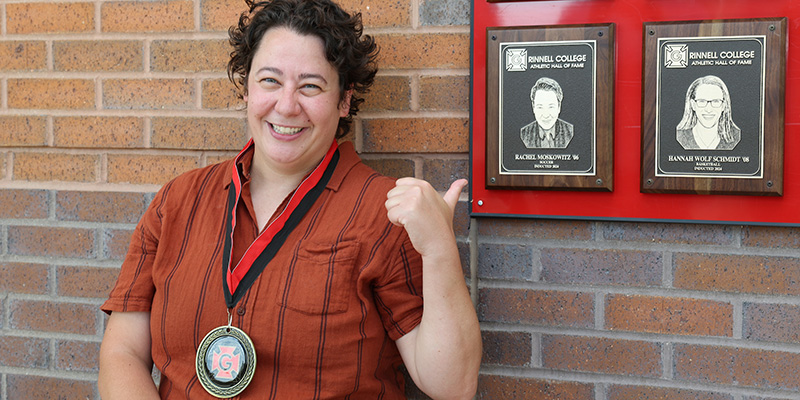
left=271, top=124, right=302, bottom=135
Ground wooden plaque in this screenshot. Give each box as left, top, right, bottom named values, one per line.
left=485, top=24, right=614, bottom=191
left=640, top=18, right=786, bottom=195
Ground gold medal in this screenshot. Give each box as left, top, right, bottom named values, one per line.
left=196, top=323, right=256, bottom=398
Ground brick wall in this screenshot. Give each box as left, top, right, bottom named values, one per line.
left=2, top=1, right=799, bottom=400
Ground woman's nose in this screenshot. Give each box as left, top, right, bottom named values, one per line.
left=274, top=88, right=301, bottom=116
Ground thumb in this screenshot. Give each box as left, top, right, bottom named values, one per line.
left=442, top=179, right=468, bottom=211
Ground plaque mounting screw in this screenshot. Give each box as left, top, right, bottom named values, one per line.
left=646, top=179, right=653, bottom=186
left=477, top=200, right=484, bottom=206
left=595, top=179, right=603, bottom=185
left=649, top=30, right=655, bottom=36
left=598, top=31, right=603, bottom=37
left=767, top=181, right=774, bottom=187
left=491, top=35, right=497, bottom=41
left=769, top=25, right=776, bottom=31
left=490, top=177, right=496, bottom=183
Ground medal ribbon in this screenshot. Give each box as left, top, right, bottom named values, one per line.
left=222, top=139, right=339, bottom=308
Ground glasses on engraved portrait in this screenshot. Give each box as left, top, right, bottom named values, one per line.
left=692, top=98, right=724, bottom=108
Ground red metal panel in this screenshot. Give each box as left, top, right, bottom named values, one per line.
left=471, top=0, right=800, bottom=224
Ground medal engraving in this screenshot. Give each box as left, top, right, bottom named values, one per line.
left=196, top=326, right=256, bottom=398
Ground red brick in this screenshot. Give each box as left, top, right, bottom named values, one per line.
left=104, top=229, right=136, bottom=260
left=201, top=0, right=247, bottom=31
left=6, top=2, right=94, bottom=34
left=7, top=375, right=97, bottom=400
left=8, top=226, right=95, bottom=258
left=477, top=243, right=532, bottom=280
left=477, top=375, right=594, bottom=400
left=362, top=118, right=468, bottom=152
left=54, top=40, right=143, bottom=72
left=360, top=157, right=415, bottom=179
left=481, top=330, right=531, bottom=367
left=422, top=158, right=469, bottom=191
left=606, top=294, right=732, bottom=336
left=0, top=262, right=49, bottom=294
left=541, top=248, right=661, bottom=286
left=453, top=200, right=469, bottom=238
left=101, top=0, right=193, bottom=32
left=103, top=78, right=195, bottom=110
left=376, top=33, right=469, bottom=69
left=107, top=154, right=199, bottom=185
left=362, top=75, right=411, bottom=111
left=56, top=191, right=149, bottom=223
left=742, top=225, right=800, bottom=248
left=607, top=385, right=732, bottom=400
left=56, top=340, right=101, bottom=372
left=9, top=300, right=97, bottom=335
left=151, top=39, right=229, bottom=72
left=478, top=218, right=593, bottom=240
left=13, top=152, right=98, bottom=182
left=675, top=344, right=800, bottom=390
left=0, top=188, right=49, bottom=218
left=478, top=288, right=593, bottom=328
left=0, top=41, right=47, bottom=71
left=202, top=78, right=244, bottom=110
left=0, top=337, right=49, bottom=368
left=0, top=116, right=47, bottom=146
left=419, top=75, right=469, bottom=111
left=542, top=335, right=661, bottom=377
left=603, top=222, right=735, bottom=245
left=674, top=253, right=800, bottom=295
left=337, top=0, right=411, bottom=27
left=57, top=266, right=119, bottom=298
left=744, top=303, right=800, bottom=343
left=8, top=79, right=95, bottom=109
left=206, top=153, right=238, bottom=166
left=151, top=117, right=248, bottom=150
left=53, top=116, right=144, bottom=148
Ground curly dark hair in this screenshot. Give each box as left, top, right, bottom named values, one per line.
left=228, top=0, right=379, bottom=138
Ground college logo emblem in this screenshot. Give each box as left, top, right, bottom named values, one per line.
left=196, top=325, right=257, bottom=398
left=506, top=48, right=527, bottom=72
left=664, top=44, right=688, bottom=68
left=210, top=345, right=241, bottom=381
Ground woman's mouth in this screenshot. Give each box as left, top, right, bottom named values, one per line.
left=271, top=123, right=303, bottom=135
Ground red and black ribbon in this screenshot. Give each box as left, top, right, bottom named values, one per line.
left=221, top=139, right=340, bottom=309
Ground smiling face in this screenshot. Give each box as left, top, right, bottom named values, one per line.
left=691, top=83, right=724, bottom=129
left=532, top=90, right=561, bottom=131
left=244, top=27, right=350, bottom=177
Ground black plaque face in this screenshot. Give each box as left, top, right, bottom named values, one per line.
left=485, top=24, right=614, bottom=192
left=499, top=41, right=596, bottom=176
left=640, top=18, right=786, bottom=196
left=656, top=36, right=764, bottom=178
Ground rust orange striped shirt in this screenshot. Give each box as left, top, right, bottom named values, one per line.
left=102, top=141, right=424, bottom=399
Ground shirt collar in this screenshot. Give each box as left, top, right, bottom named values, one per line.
left=225, top=140, right=360, bottom=192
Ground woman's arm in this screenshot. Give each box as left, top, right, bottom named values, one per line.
left=386, top=178, right=482, bottom=400
left=98, top=311, right=160, bottom=399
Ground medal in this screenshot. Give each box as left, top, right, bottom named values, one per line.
left=195, top=139, right=340, bottom=398
left=196, top=315, right=257, bottom=398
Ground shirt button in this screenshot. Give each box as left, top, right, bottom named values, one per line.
left=236, top=307, right=246, bottom=316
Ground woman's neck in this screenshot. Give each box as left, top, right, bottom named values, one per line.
left=692, top=124, right=720, bottom=149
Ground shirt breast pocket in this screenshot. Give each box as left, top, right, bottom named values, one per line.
left=277, top=240, right=360, bottom=315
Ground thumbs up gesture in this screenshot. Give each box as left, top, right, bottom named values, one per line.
left=385, top=178, right=467, bottom=258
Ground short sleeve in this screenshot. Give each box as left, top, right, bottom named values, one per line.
left=373, top=236, right=424, bottom=341
left=100, top=186, right=166, bottom=314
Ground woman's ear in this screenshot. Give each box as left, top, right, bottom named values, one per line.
left=339, top=89, right=352, bottom=117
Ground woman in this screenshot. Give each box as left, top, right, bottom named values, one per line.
left=98, top=0, right=481, bottom=398
left=675, top=75, right=741, bottom=150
